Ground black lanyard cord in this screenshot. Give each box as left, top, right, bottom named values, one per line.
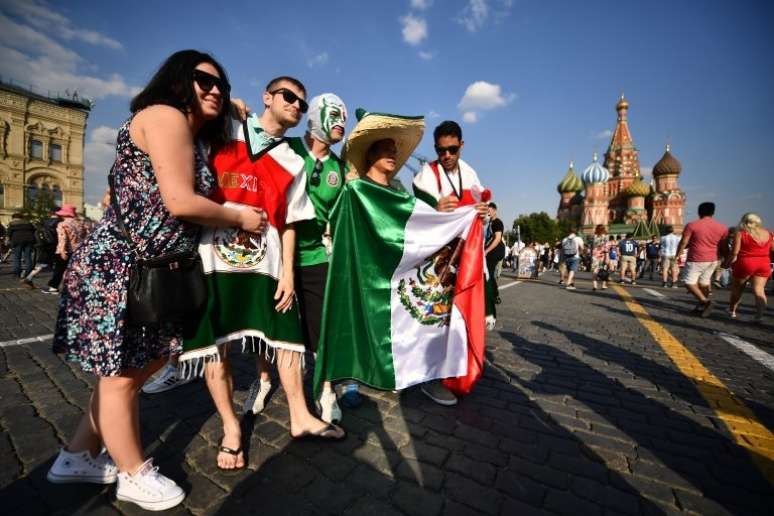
left=442, top=166, right=463, bottom=199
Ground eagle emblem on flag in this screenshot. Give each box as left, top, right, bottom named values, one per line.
left=213, top=228, right=267, bottom=268
left=397, top=238, right=462, bottom=327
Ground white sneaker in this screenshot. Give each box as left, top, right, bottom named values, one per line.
left=317, top=389, right=342, bottom=424
left=142, top=364, right=192, bottom=395
left=486, top=315, right=496, bottom=331
left=116, top=459, right=185, bottom=511
left=243, top=378, right=272, bottom=414
left=47, top=448, right=117, bottom=484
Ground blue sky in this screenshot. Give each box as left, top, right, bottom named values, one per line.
left=2, top=0, right=772, bottom=228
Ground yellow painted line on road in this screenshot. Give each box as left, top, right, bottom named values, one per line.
left=611, top=285, right=774, bottom=484
left=0, top=287, right=24, bottom=292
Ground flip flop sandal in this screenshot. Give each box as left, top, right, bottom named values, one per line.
left=217, top=441, right=245, bottom=470
left=290, top=424, right=346, bottom=442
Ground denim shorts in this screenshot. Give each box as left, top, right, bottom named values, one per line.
left=565, top=256, right=580, bottom=272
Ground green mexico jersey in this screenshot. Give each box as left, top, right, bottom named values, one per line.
left=287, top=137, right=346, bottom=267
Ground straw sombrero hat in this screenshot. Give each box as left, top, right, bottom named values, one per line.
left=342, top=108, right=424, bottom=178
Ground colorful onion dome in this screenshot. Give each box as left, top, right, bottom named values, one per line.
left=623, top=177, right=651, bottom=197
left=581, top=152, right=609, bottom=185
left=557, top=161, right=583, bottom=193
left=653, top=144, right=682, bottom=176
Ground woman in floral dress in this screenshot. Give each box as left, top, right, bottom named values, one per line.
left=47, top=50, right=265, bottom=511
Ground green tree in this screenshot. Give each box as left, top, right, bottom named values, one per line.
left=20, top=189, right=56, bottom=224
left=512, top=211, right=570, bottom=244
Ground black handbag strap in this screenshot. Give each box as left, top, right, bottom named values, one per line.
left=108, top=165, right=142, bottom=261
left=108, top=165, right=202, bottom=262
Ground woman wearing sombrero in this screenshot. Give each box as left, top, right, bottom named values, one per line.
left=314, top=109, right=488, bottom=406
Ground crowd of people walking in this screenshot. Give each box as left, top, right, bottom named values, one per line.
left=547, top=203, right=773, bottom=322
left=1, top=206, right=92, bottom=293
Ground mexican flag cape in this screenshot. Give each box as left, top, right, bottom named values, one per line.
left=180, top=116, right=314, bottom=375
left=313, top=179, right=487, bottom=395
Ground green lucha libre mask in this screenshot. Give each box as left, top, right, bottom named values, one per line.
left=308, top=93, right=347, bottom=145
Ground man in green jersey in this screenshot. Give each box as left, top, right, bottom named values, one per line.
left=243, top=93, right=350, bottom=423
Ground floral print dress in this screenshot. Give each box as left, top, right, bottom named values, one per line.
left=53, top=116, right=215, bottom=376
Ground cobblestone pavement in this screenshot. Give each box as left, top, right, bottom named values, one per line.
left=1, top=263, right=773, bottom=515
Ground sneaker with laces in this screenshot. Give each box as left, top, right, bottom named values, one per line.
left=47, top=448, right=117, bottom=484
left=421, top=380, right=457, bottom=406
left=243, top=378, right=272, bottom=414
left=142, top=364, right=192, bottom=395
left=317, top=389, right=343, bottom=423
left=116, top=459, right=185, bottom=511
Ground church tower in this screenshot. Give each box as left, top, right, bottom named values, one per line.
left=604, top=95, right=642, bottom=223
left=651, top=144, right=686, bottom=232
left=556, top=161, right=583, bottom=221
left=580, top=153, right=610, bottom=233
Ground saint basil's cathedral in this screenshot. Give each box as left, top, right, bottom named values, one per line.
left=556, top=95, right=686, bottom=237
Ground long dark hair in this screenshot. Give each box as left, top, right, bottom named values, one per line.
left=130, top=50, right=231, bottom=147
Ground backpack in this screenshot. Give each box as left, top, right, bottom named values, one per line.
left=35, top=220, right=58, bottom=246
left=562, top=236, right=578, bottom=257
left=609, top=247, right=618, bottom=260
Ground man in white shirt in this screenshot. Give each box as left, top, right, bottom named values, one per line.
left=511, top=240, right=525, bottom=271
left=413, top=121, right=487, bottom=212
left=561, top=229, right=584, bottom=290
left=412, top=120, right=487, bottom=407
left=660, top=225, right=681, bottom=288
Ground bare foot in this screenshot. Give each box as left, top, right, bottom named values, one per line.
left=217, top=425, right=244, bottom=470
left=290, top=416, right=345, bottom=439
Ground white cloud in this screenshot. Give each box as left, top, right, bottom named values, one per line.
left=456, top=0, right=489, bottom=32
left=83, top=126, right=118, bottom=203
left=594, top=129, right=613, bottom=140
left=455, top=0, right=513, bottom=32
left=400, top=14, right=427, bottom=46
left=307, top=52, right=329, bottom=68
left=428, top=110, right=440, bottom=119
left=640, top=166, right=653, bottom=176
left=0, top=0, right=122, bottom=50
left=0, top=9, right=137, bottom=100
left=457, top=80, right=515, bottom=122
left=0, top=44, right=138, bottom=99
left=418, top=50, right=435, bottom=60
left=410, top=0, right=433, bottom=9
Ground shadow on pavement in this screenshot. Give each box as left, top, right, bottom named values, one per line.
left=498, top=327, right=774, bottom=514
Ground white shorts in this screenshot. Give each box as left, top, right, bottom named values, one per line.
left=682, top=261, right=719, bottom=286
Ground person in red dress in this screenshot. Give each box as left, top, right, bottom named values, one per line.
left=726, top=213, right=774, bottom=322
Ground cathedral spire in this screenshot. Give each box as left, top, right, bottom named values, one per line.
left=605, top=94, right=640, bottom=179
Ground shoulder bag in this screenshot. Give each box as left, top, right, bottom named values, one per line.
left=109, top=168, right=207, bottom=333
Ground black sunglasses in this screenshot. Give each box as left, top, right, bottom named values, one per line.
left=270, top=88, right=309, bottom=113
left=192, top=70, right=230, bottom=95
left=310, top=159, right=322, bottom=187
left=435, top=145, right=460, bottom=156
